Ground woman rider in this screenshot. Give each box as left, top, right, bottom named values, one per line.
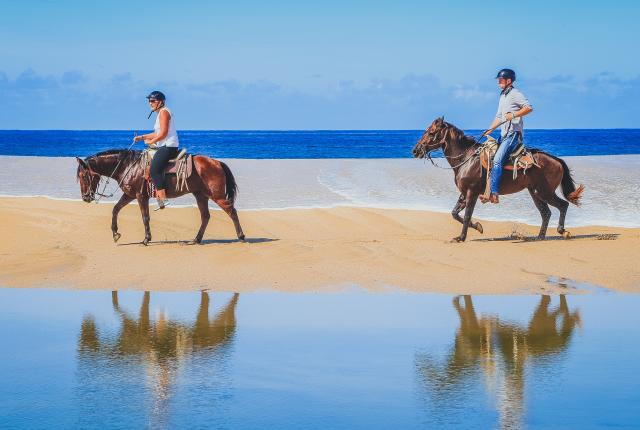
left=134, top=91, right=179, bottom=209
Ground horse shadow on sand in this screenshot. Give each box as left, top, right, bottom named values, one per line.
left=471, top=232, right=619, bottom=243
left=117, top=237, right=278, bottom=246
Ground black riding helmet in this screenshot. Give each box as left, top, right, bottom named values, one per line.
left=146, top=91, right=166, bottom=118
left=146, top=90, right=166, bottom=102
left=495, top=68, right=516, bottom=81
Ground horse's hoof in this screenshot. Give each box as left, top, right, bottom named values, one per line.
left=475, top=223, right=483, bottom=234
left=451, top=236, right=465, bottom=243
left=113, top=232, right=121, bottom=243
left=562, top=231, right=572, bottom=240
left=142, top=238, right=150, bottom=246
left=238, top=235, right=246, bottom=243
left=185, top=239, right=201, bottom=245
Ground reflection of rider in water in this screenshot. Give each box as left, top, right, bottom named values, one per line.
left=77, top=291, right=239, bottom=427
left=416, top=295, right=581, bottom=430
left=480, top=69, right=533, bottom=204
left=134, top=91, right=180, bottom=209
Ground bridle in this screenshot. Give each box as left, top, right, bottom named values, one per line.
left=418, top=125, right=481, bottom=170
left=79, top=163, right=100, bottom=201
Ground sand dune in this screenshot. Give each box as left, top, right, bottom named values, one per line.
left=0, top=197, right=638, bottom=293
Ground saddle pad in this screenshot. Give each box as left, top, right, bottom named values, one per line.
left=480, top=151, right=537, bottom=171
left=164, top=154, right=194, bottom=177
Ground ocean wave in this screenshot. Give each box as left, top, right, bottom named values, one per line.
left=1, top=155, right=639, bottom=228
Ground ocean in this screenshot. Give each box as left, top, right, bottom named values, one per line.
left=1, top=129, right=639, bottom=158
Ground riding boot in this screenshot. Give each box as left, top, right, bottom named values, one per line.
left=480, top=166, right=493, bottom=204
left=155, top=189, right=169, bottom=210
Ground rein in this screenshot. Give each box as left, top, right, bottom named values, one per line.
left=423, top=127, right=481, bottom=170
left=421, top=119, right=512, bottom=171
left=93, top=135, right=140, bottom=203
left=426, top=146, right=481, bottom=170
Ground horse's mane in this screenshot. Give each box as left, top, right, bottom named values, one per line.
left=444, top=122, right=480, bottom=149
left=89, top=149, right=141, bottom=160
left=80, top=149, right=141, bottom=175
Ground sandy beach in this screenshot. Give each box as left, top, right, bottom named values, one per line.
left=1, top=197, right=638, bottom=293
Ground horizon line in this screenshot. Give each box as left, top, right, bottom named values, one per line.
left=1, top=127, right=639, bottom=132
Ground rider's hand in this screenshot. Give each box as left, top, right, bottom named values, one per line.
left=133, top=135, right=143, bottom=142
left=482, top=129, right=493, bottom=137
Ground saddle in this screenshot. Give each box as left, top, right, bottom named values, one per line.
left=479, top=137, right=538, bottom=173
left=479, top=137, right=539, bottom=202
left=142, top=147, right=194, bottom=193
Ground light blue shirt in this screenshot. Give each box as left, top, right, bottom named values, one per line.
left=496, top=86, right=532, bottom=137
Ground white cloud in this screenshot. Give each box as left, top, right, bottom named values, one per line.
left=0, top=70, right=638, bottom=129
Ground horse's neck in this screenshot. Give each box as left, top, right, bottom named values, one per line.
left=93, top=153, right=127, bottom=179
left=443, top=135, right=475, bottom=167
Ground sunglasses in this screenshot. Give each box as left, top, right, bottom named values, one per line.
left=148, top=99, right=160, bottom=103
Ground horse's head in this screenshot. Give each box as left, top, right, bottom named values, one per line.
left=76, top=157, right=100, bottom=203
left=412, top=116, right=449, bottom=159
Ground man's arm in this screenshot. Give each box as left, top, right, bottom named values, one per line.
left=507, top=91, right=533, bottom=121
left=505, top=105, right=533, bottom=121
left=483, top=94, right=533, bottom=136
left=482, top=116, right=503, bottom=136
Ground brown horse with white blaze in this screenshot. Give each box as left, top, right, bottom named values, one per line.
left=412, top=117, right=584, bottom=242
left=76, top=149, right=245, bottom=245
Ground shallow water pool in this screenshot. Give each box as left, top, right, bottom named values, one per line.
left=0, top=289, right=638, bottom=429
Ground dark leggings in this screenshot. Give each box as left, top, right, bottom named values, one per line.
left=150, top=146, right=179, bottom=190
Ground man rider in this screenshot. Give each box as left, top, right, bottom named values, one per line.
left=480, top=69, right=533, bottom=204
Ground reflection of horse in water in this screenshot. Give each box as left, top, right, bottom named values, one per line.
left=417, top=295, right=580, bottom=430
left=77, top=291, right=238, bottom=427
left=80, top=291, right=239, bottom=357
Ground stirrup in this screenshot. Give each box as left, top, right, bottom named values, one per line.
left=154, top=198, right=170, bottom=211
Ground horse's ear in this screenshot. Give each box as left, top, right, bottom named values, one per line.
left=76, top=157, right=88, bottom=168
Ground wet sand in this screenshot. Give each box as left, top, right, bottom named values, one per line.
left=0, top=197, right=638, bottom=293
left=3, top=155, right=640, bottom=227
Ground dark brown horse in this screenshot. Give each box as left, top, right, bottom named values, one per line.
left=412, top=117, right=584, bottom=242
left=76, top=150, right=245, bottom=245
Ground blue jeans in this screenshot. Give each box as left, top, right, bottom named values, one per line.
left=490, top=132, right=522, bottom=194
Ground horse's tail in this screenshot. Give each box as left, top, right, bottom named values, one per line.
left=220, top=161, right=238, bottom=204
left=532, top=150, right=585, bottom=206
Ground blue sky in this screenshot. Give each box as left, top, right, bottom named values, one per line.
left=1, top=0, right=639, bottom=129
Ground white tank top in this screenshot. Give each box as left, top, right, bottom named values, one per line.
left=154, top=107, right=179, bottom=148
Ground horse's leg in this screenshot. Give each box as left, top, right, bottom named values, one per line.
left=136, top=195, right=152, bottom=245
left=452, top=193, right=483, bottom=234
left=214, top=198, right=246, bottom=242
left=451, top=194, right=465, bottom=223
left=545, top=192, right=571, bottom=238
left=527, top=187, right=551, bottom=240
left=452, top=190, right=479, bottom=242
left=190, top=192, right=210, bottom=244
left=111, top=194, right=134, bottom=243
